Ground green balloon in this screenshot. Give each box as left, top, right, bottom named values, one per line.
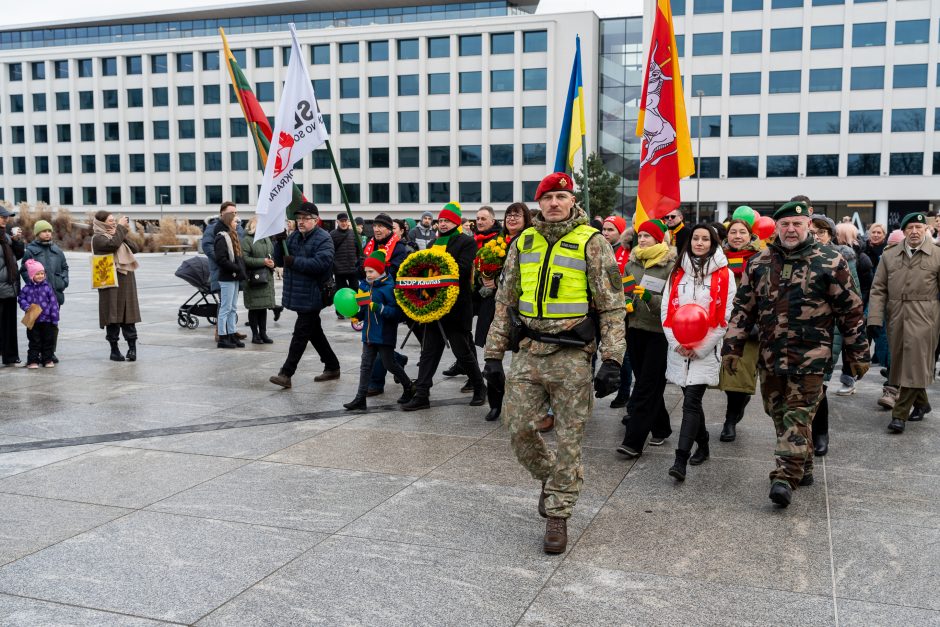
left=732, top=205, right=757, bottom=226
left=334, top=287, right=360, bottom=317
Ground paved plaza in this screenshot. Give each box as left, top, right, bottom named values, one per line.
left=0, top=252, right=937, bottom=626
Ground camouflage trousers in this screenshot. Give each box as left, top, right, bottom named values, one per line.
left=504, top=346, right=593, bottom=519
left=759, top=371, right=824, bottom=488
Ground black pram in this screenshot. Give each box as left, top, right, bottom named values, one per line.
left=174, top=257, right=218, bottom=329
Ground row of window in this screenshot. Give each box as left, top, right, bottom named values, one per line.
left=695, top=152, right=934, bottom=178
left=679, top=20, right=933, bottom=56
left=675, top=0, right=889, bottom=16
left=1, top=180, right=548, bottom=207
left=4, top=30, right=548, bottom=81
left=1, top=143, right=547, bottom=176
left=690, top=63, right=937, bottom=95
left=691, top=108, right=937, bottom=137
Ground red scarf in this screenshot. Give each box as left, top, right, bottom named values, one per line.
left=363, top=234, right=400, bottom=268
left=474, top=230, right=500, bottom=249
left=724, top=248, right=757, bottom=276
left=663, top=265, right=730, bottom=330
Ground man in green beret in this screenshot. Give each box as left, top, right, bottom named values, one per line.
left=867, top=212, right=940, bottom=432
left=722, top=200, right=868, bottom=508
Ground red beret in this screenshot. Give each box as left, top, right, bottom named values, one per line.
left=534, top=172, right=574, bottom=201
left=603, top=216, right=627, bottom=234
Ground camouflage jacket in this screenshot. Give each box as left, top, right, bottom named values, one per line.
left=484, top=207, right=626, bottom=362
left=721, top=236, right=867, bottom=375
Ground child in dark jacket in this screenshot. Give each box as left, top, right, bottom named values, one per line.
left=344, top=250, right=415, bottom=410
left=18, top=259, right=60, bottom=368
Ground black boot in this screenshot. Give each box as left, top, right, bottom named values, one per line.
left=485, top=407, right=501, bottom=422
left=217, top=334, right=237, bottom=349
left=125, top=340, right=137, bottom=362
left=469, top=382, right=487, bottom=406
left=109, top=341, right=125, bottom=362
left=401, top=393, right=430, bottom=411
left=249, top=314, right=263, bottom=344
left=397, top=383, right=416, bottom=404
left=343, top=396, right=367, bottom=411
left=272, top=306, right=283, bottom=322
left=668, top=449, right=691, bottom=481
left=689, top=432, right=710, bottom=466
left=258, top=317, right=274, bottom=344
left=812, top=432, right=829, bottom=456
left=769, top=481, right=792, bottom=507
left=719, top=422, right=736, bottom=442
left=232, top=333, right=246, bottom=348
left=442, top=361, right=463, bottom=377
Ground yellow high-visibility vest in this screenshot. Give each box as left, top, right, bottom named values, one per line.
left=517, top=224, right=596, bottom=318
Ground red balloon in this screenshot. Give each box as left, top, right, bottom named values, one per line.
left=753, top=215, right=776, bottom=240
left=672, top=303, right=709, bottom=349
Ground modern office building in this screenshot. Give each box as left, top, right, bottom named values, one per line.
left=0, top=0, right=624, bottom=220
left=673, top=0, right=940, bottom=226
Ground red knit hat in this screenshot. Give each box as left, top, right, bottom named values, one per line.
left=637, top=219, right=668, bottom=244
left=438, top=201, right=462, bottom=227
left=534, top=172, right=574, bottom=201
left=603, top=216, right=627, bottom=234
left=363, top=249, right=387, bottom=274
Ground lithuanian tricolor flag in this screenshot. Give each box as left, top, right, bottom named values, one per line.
left=220, top=28, right=304, bottom=218
left=633, top=0, right=694, bottom=228
left=622, top=274, right=637, bottom=293
left=355, top=290, right=372, bottom=307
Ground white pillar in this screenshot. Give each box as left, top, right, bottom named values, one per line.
left=716, top=201, right=729, bottom=222
left=875, top=200, right=889, bottom=227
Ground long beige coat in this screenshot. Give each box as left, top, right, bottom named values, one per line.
left=867, top=239, right=940, bottom=388
left=92, top=226, right=142, bottom=328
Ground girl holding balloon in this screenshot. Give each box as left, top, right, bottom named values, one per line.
left=661, top=224, right=737, bottom=482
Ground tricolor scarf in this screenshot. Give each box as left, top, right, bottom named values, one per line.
left=431, top=227, right=461, bottom=252
left=663, top=263, right=730, bottom=331
left=724, top=248, right=757, bottom=276
left=363, top=234, right=400, bottom=269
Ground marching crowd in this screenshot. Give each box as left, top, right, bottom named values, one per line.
left=2, top=171, right=939, bottom=555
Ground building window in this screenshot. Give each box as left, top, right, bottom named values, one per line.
left=129, top=154, right=145, bottom=172
left=491, top=107, right=514, bottom=129
left=81, top=155, right=96, bottom=173
left=10, top=95, right=23, bottom=113
left=230, top=117, right=247, bottom=138
left=731, top=30, right=761, bottom=54
left=767, top=155, right=798, bottom=177
left=312, top=184, right=332, bottom=204
left=729, top=72, right=761, bottom=95
left=459, top=109, right=482, bottom=130
left=340, top=78, right=359, bottom=99
left=11, top=126, right=25, bottom=143
left=697, top=157, right=720, bottom=178
left=340, top=149, right=360, bottom=169
left=522, top=143, right=546, bottom=165
left=202, top=51, right=219, bottom=71
left=848, top=110, right=882, bottom=133
left=101, top=89, right=117, bottom=108
left=428, top=36, right=450, bottom=58
left=675, top=35, right=685, bottom=56
left=850, top=66, right=884, bottom=90
left=398, top=111, right=419, bottom=132
left=491, top=32, right=514, bottom=54
left=177, top=52, right=194, bottom=72
left=339, top=42, right=359, bottom=63
left=934, top=153, right=940, bottom=175
left=894, top=64, right=927, bottom=89
left=813, top=0, right=842, bottom=5
left=33, top=125, right=48, bottom=143
left=104, top=154, right=120, bottom=173
left=729, top=114, right=760, bottom=136
left=460, top=71, right=482, bottom=93
left=853, top=23, right=885, bottom=47
left=522, top=68, right=547, bottom=91
left=343, top=184, right=361, bottom=203
left=231, top=185, right=248, bottom=204
left=811, top=25, right=843, bottom=50
left=255, top=82, right=273, bottom=102
left=490, top=182, right=514, bottom=203
left=230, top=151, right=248, bottom=170
left=176, top=86, right=194, bottom=106
left=428, top=146, right=450, bottom=167
left=202, top=84, right=220, bottom=105
left=895, top=19, right=929, bottom=45
left=808, top=111, right=840, bottom=134
left=691, top=74, right=721, bottom=96
left=178, top=186, right=195, bottom=204
left=728, top=156, right=758, bottom=177
left=491, top=69, right=514, bottom=92
left=125, top=88, right=143, bottom=108
left=340, top=113, right=360, bottom=134
left=459, top=145, right=482, bottom=166
left=428, top=182, right=450, bottom=203
left=311, top=44, right=330, bottom=65
left=732, top=0, right=762, bottom=10
left=369, top=183, right=390, bottom=204
left=152, top=87, right=168, bottom=107
left=254, top=48, right=273, bottom=68
left=399, top=183, right=420, bottom=203
left=178, top=120, right=195, bottom=139
left=397, top=39, right=418, bottom=60
left=693, top=32, right=723, bottom=55
left=204, top=152, right=222, bottom=171
left=369, top=148, right=389, bottom=168
left=806, top=154, right=839, bottom=176
left=690, top=115, right=721, bottom=137
left=80, top=123, right=95, bottom=141
left=428, top=110, right=450, bottom=131
left=154, top=154, right=170, bottom=172
left=35, top=157, right=49, bottom=174
left=311, top=79, right=330, bottom=100
left=459, top=34, right=482, bottom=56
left=82, top=187, right=97, bottom=205
left=399, top=147, right=419, bottom=168
left=524, top=30, right=548, bottom=53
left=770, top=27, right=802, bottom=52
left=428, top=73, right=449, bottom=95
left=54, top=60, right=68, bottom=78
left=808, top=68, right=842, bottom=92
left=178, top=153, right=196, bottom=172
left=151, top=54, right=167, bottom=74
left=126, top=56, right=142, bottom=75
left=59, top=188, right=74, bottom=205
left=769, top=70, right=801, bottom=93
left=889, top=153, right=923, bottom=175
left=368, top=40, right=389, bottom=62
left=523, top=106, right=547, bottom=128
left=103, top=122, right=119, bottom=141
left=490, top=144, right=514, bottom=166
left=78, top=58, right=93, bottom=77
left=12, top=157, right=26, bottom=175
left=693, top=0, right=723, bottom=14
left=891, top=108, right=925, bottom=132
left=204, top=119, right=221, bottom=138
left=398, top=74, right=419, bottom=96
left=459, top=182, right=482, bottom=203
left=32, top=93, right=46, bottom=112
left=768, top=113, right=799, bottom=135
left=369, top=112, right=389, bottom=133
left=8, top=63, right=22, bottom=81
left=101, top=57, right=117, bottom=76
left=771, top=0, right=802, bottom=7
left=311, top=150, right=330, bottom=169
left=847, top=154, right=880, bottom=176
left=368, top=76, right=389, bottom=98
left=79, top=91, right=94, bottom=109
left=56, top=125, right=71, bottom=142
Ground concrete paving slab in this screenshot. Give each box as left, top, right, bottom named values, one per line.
left=0, top=444, right=103, bottom=480
left=826, top=466, right=940, bottom=529
left=0, top=593, right=171, bottom=626
left=0, top=510, right=324, bottom=624
left=837, top=598, right=940, bottom=626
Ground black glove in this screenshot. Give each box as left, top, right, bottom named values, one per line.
left=866, top=325, right=880, bottom=340
left=593, top=359, right=621, bottom=398
left=483, top=359, right=505, bottom=389
left=283, top=255, right=294, bottom=268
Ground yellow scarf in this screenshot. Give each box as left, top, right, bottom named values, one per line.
left=634, top=242, right=670, bottom=268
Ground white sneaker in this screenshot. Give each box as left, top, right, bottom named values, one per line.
left=835, top=381, right=856, bottom=396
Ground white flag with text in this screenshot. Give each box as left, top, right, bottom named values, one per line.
left=255, top=24, right=329, bottom=241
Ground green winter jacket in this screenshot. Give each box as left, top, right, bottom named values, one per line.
left=241, top=233, right=276, bottom=311
left=623, top=247, right=677, bottom=334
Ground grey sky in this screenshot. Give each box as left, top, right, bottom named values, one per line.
left=8, top=0, right=635, bottom=28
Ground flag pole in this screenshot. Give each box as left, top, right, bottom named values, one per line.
left=581, top=135, right=590, bottom=218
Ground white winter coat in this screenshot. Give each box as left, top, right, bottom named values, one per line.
left=661, top=248, right=737, bottom=387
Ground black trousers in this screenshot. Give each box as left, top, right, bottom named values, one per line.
left=26, top=321, right=56, bottom=365
left=678, top=384, right=708, bottom=453
left=281, top=310, right=340, bottom=376
left=725, top=391, right=751, bottom=423
left=357, top=344, right=411, bottom=397
left=623, top=328, right=672, bottom=449
left=414, top=321, right=482, bottom=396
left=0, top=297, right=18, bottom=364
left=247, top=309, right=268, bottom=334
left=105, top=323, right=137, bottom=342
left=813, top=385, right=829, bottom=436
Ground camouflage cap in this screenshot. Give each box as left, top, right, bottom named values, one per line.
left=773, top=201, right=808, bottom=221
left=900, top=212, right=927, bottom=230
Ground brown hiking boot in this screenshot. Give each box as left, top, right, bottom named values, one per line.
left=314, top=369, right=340, bottom=382
left=543, top=517, right=567, bottom=554
left=269, top=372, right=292, bottom=389
left=234, top=331, right=247, bottom=340
left=538, top=482, right=548, bottom=518
left=878, top=386, right=898, bottom=410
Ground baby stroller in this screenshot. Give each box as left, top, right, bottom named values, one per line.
left=174, top=257, right=218, bottom=329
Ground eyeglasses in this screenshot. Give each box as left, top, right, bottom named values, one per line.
left=505, top=213, right=522, bottom=219
left=665, top=214, right=681, bottom=221
left=296, top=215, right=316, bottom=222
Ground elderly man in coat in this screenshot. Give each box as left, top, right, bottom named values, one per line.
left=867, top=212, right=940, bottom=433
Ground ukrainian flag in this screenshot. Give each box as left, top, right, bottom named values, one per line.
left=553, top=36, right=585, bottom=174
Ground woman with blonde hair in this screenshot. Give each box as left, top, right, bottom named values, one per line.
left=241, top=216, right=276, bottom=344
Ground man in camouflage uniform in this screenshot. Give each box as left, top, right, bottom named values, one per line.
left=722, top=201, right=868, bottom=508
left=484, top=172, right=625, bottom=553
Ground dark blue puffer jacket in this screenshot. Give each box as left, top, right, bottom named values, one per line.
left=273, top=227, right=334, bottom=313
left=357, top=274, right=402, bottom=346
